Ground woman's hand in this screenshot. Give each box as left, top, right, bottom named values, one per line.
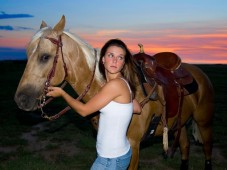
left=46, top=87, right=64, bottom=97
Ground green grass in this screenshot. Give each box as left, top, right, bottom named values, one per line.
left=0, top=61, right=226, bottom=169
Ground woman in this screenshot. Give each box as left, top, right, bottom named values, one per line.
left=47, top=39, right=141, bottom=169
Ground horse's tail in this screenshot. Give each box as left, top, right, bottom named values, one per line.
left=192, top=120, right=203, bottom=144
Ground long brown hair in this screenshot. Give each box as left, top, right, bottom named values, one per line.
left=99, top=38, right=137, bottom=97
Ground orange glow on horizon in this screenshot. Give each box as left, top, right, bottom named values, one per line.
left=0, top=38, right=29, bottom=48
left=1, top=31, right=227, bottom=64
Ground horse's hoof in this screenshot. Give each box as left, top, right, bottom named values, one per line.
left=205, top=160, right=212, bottom=170
left=162, top=151, right=168, bottom=159
left=180, top=159, right=188, bottom=170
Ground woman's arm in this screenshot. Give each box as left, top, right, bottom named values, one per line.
left=46, top=80, right=122, bottom=117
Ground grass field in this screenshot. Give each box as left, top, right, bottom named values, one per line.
left=0, top=60, right=226, bottom=170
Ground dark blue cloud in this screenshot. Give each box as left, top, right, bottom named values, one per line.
left=0, top=25, right=14, bottom=30
left=0, top=11, right=33, bottom=19
left=0, top=12, right=34, bottom=31
left=16, top=26, right=34, bottom=30
left=0, top=25, right=34, bottom=31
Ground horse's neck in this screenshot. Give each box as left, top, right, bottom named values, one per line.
left=63, top=34, right=103, bottom=101
left=66, top=63, right=102, bottom=102
left=69, top=69, right=103, bottom=102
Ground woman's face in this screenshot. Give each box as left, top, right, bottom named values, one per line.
left=102, top=45, right=126, bottom=75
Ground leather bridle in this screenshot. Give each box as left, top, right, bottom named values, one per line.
left=38, top=35, right=97, bottom=121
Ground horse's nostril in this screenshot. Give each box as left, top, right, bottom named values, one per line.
left=14, top=84, right=40, bottom=111
left=18, top=94, right=29, bottom=108
left=15, top=92, right=37, bottom=111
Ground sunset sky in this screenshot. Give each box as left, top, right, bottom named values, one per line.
left=1, top=0, right=227, bottom=64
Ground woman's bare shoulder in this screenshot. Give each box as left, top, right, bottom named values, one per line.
left=104, top=78, right=126, bottom=90
left=110, top=78, right=127, bottom=85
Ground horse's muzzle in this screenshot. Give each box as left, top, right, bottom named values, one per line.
left=14, top=85, right=40, bottom=111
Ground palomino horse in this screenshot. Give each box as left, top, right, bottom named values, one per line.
left=14, top=16, right=214, bottom=170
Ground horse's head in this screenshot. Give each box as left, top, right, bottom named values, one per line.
left=14, top=16, right=69, bottom=111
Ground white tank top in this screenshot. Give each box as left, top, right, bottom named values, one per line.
left=96, top=78, right=133, bottom=158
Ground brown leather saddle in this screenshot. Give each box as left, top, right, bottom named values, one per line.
left=133, top=44, right=198, bottom=118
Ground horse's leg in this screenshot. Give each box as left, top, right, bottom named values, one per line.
left=193, top=101, right=213, bottom=170
left=178, top=126, right=190, bottom=170
left=196, top=122, right=213, bottom=170
left=128, top=141, right=140, bottom=170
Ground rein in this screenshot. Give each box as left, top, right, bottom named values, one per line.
left=38, top=35, right=67, bottom=109
left=39, top=35, right=97, bottom=121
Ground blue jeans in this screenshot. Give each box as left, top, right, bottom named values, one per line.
left=90, top=148, right=132, bottom=170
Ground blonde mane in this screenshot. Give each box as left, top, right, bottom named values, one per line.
left=27, top=27, right=51, bottom=57
left=63, top=31, right=98, bottom=70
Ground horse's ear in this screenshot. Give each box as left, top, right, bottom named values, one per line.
left=40, top=21, right=47, bottom=29
left=53, top=15, right=65, bottom=35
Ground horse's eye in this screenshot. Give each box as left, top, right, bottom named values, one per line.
left=40, top=54, right=50, bottom=62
